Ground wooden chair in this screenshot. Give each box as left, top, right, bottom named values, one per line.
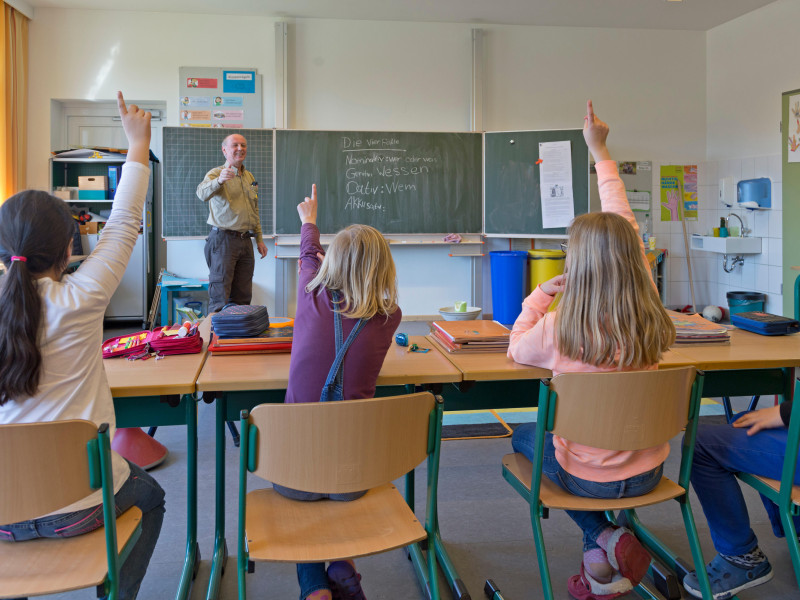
left=236, top=391, right=444, bottom=600
left=735, top=377, right=800, bottom=590
left=496, top=367, right=713, bottom=600
left=0, top=420, right=142, bottom=599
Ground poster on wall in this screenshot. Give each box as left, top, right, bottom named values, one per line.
left=789, top=93, right=800, bottom=163
left=660, top=165, right=698, bottom=222
left=178, top=67, right=262, bottom=128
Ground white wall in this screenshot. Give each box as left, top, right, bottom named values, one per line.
left=29, top=11, right=708, bottom=317
left=707, top=0, right=799, bottom=160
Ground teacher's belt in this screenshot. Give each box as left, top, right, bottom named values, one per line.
left=212, top=226, right=254, bottom=239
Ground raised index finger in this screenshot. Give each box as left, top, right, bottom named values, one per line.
left=586, top=100, right=595, bottom=124
left=117, top=91, right=128, bottom=116
left=311, top=183, right=317, bottom=202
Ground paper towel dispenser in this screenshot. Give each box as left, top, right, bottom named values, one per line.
left=737, top=177, right=771, bottom=209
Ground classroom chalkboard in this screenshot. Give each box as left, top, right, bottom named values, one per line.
left=162, top=127, right=273, bottom=238
left=484, top=129, right=589, bottom=236
left=275, top=130, right=482, bottom=235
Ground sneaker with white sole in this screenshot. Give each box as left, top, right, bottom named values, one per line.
left=683, top=553, right=773, bottom=600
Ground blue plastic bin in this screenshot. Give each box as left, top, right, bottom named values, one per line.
left=727, top=291, right=765, bottom=316
left=490, top=251, right=529, bottom=325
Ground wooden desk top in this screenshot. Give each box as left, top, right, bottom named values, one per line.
left=196, top=335, right=461, bottom=393
left=673, top=328, right=800, bottom=371
left=105, top=319, right=210, bottom=398
left=426, top=335, right=551, bottom=381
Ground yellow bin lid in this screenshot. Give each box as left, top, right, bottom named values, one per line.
left=528, top=249, right=565, bottom=259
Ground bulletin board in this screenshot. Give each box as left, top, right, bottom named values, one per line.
left=178, top=66, right=262, bottom=129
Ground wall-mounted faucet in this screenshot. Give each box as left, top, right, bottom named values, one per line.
left=722, top=254, right=745, bottom=273
left=725, top=213, right=749, bottom=237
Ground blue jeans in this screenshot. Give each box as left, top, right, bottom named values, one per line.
left=0, top=460, right=165, bottom=600
left=273, top=484, right=366, bottom=600
left=690, top=413, right=800, bottom=556
left=511, top=423, right=663, bottom=551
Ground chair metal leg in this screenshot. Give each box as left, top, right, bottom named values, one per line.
left=780, top=510, right=800, bottom=591
left=531, top=509, right=554, bottom=600
left=721, top=395, right=762, bottom=424
left=483, top=579, right=508, bottom=600
left=226, top=420, right=240, bottom=447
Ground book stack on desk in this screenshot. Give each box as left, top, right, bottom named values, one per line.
left=667, top=310, right=730, bottom=345
left=209, top=317, right=293, bottom=355
left=429, top=319, right=510, bottom=353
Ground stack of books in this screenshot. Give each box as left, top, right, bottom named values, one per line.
left=209, top=317, right=293, bottom=355
left=667, top=310, right=730, bottom=345
left=429, top=319, right=510, bottom=353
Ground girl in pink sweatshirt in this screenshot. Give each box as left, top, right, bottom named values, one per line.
left=508, top=101, right=675, bottom=600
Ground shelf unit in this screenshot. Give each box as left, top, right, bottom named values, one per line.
left=50, top=156, right=155, bottom=324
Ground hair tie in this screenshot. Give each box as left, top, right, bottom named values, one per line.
left=10, top=256, right=27, bottom=263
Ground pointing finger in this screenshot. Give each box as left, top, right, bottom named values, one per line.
left=117, top=91, right=127, bottom=115
left=311, top=183, right=317, bottom=202
left=586, top=100, right=595, bottom=124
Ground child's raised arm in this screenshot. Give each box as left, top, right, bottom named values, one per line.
left=583, top=100, right=611, bottom=163
left=117, top=91, right=151, bottom=167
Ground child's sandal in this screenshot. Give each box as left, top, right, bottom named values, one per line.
left=567, top=564, right=633, bottom=600
left=603, top=527, right=651, bottom=586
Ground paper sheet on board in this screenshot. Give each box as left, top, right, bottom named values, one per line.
left=539, top=141, right=574, bottom=229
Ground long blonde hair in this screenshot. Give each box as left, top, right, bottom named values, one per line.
left=555, top=212, right=675, bottom=369
left=306, top=224, right=399, bottom=320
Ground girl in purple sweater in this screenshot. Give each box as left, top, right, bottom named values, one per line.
left=279, top=184, right=402, bottom=600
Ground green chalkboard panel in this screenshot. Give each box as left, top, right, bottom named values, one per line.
left=162, top=127, right=273, bottom=238
left=275, top=130, right=482, bottom=235
left=484, top=129, right=589, bottom=236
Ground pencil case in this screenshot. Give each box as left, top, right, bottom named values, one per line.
left=148, top=326, right=203, bottom=355
left=102, top=331, right=151, bottom=358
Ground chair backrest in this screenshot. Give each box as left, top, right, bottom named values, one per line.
left=0, top=419, right=98, bottom=524
left=248, top=392, right=436, bottom=494
left=548, top=367, right=697, bottom=451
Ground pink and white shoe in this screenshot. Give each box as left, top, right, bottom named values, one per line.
left=567, top=564, right=633, bottom=600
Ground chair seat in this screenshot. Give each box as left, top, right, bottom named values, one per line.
left=502, top=452, right=684, bottom=511
left=738, top=473, right=800, bottom=505
left=0, top=506, right=142, bottom=598
left=246, top=483, right=426, bottom=563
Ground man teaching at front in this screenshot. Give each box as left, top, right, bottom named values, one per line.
left=197, top=134, right=268, bottom=312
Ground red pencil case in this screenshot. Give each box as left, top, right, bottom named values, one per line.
left=148, top=326, right=203, bottom=355
left=102, top=331, right=151, bottom=359
left=102, top=326, right=203, bottom=359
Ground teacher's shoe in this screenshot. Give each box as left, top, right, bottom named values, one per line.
left=683, top=553, right=773, bottom=600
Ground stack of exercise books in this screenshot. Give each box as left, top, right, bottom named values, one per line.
left=429, top=319, right=511, bottom=353
left=667, top=310, right=730, bottom=345
left=209, top=316, right=294, bottom=355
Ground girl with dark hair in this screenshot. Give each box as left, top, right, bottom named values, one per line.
left=0, top=92, right=165, bottom=600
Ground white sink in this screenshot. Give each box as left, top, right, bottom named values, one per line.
left=690, top=235, right=762, bottom=254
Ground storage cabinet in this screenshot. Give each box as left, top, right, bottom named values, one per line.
left=50, top=155, right=155, bottom=324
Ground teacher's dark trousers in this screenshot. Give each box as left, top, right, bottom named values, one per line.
left=204, top=227, right=254, bottom=313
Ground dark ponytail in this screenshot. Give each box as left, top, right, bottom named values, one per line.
left=0, top=191, right=74, bottom=405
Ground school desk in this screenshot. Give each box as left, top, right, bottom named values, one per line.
left=195, top=335, right=461, bottom=600
left=104, top=318, right=211, bottom=600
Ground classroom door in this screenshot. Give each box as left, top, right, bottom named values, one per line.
left=782, top=89, right=800, bottom=317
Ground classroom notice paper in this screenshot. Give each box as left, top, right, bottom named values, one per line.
left=539, top=141, right=574, bottom=229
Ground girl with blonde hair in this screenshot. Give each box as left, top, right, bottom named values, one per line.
left=508, top=101, right=675, bottom=600
left=280, top=184, right=401, bottom=600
